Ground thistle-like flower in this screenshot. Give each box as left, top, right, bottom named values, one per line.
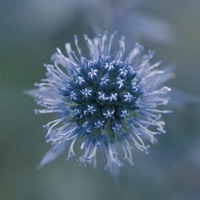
left=31, top=32, right=171, bottom=175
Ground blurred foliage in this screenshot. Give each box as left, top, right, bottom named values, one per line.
left=0, top=0, right=200, bottom=200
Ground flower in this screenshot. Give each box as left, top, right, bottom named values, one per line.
left=31, top=32, right=172, bottom=175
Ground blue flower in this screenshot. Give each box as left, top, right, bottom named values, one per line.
left=31, top=32, right=172, bottom=175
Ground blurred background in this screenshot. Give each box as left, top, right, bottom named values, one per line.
left=0, top=0, right=200, bottom=199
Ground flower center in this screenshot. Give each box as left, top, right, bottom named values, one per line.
left=63, top=58, right=142, bottom=140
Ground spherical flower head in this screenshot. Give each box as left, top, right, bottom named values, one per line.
left=31, top=32, right=172, bottom=176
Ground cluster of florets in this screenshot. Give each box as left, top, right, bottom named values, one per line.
left=32, top=33, right=171, bottom=175
left=63, top=56, right=142, bottom=141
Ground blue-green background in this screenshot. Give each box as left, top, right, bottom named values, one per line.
left=0, top=0, right=200, bottom=199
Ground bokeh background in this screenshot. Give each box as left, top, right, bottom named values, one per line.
left=0, top=0, right=200, bottom=199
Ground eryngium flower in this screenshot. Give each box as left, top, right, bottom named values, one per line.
left=32, top=32, right=171, bottom=174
